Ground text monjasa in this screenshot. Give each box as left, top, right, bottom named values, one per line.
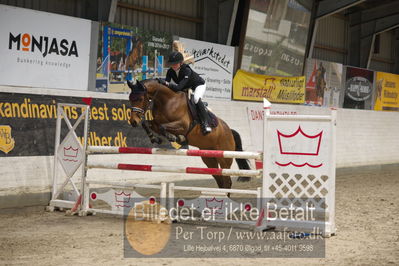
left=9, top=32, right=79, bottom=58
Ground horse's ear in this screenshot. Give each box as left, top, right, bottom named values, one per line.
left=136, top=81, right=146, bottom=92
left=127, top=80, right=136, bottom=91
left=127, top=79, right=146, bottom=93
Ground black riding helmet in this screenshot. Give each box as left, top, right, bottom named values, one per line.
left=167, top=51, right=184, bottom=64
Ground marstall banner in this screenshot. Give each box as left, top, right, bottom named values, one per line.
left=0, top=5, right=91, bottom=90
left=233, top=69, right=305, bottom=103
left=374, top=72, right=399, bottom=111
left=96, top=22, right=172, bottom=93
left=0, top=92, right=174, bottom=157
left=178, top=37, right=235, bottom=100
left=304, top=59, right=343, bottom=107
left=342, top=66, right=374, bottom=109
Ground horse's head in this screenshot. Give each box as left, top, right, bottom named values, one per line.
left=127, top=80, right=149, bottom=127
left=136, top=39, right=143, bottom=51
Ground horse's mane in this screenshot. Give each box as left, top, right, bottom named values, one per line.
left=140, top=79, right=158, bottom=86
left=141, top=79, right=179, bottom=98
left=128, top=79, right=169, bottom=95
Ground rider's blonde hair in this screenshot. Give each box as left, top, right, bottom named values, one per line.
left=172, top=40, right=194, bottom=65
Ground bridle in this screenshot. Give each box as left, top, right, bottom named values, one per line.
left=131, top=106, right=145, bottom=117
left=130, top=80, right=160, bottom=121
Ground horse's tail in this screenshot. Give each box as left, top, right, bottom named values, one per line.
left=231, top=129, right=251, bottom=182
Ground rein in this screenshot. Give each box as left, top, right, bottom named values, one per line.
left=147, top=84, right=160, bottom=112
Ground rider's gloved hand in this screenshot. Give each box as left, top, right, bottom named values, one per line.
left=157, top=78, right=169, bottom=87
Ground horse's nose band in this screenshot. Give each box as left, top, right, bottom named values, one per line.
left=131, top=107, right=145, bottom=116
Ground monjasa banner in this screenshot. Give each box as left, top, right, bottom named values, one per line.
left=0, top=92, right=172, bottom=157
left=0, top=4, right=91, bottom=90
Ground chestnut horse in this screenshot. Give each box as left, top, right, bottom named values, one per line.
left=125, top=39, right=143, bottom=71
left=127, top=79, right=251, bottom=189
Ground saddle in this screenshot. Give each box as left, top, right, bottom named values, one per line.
left=185, top=91, right=218, bottom=129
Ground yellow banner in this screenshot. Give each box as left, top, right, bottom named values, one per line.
left=233, top=69, right=305, bottom=103
left=374, top=72, right=399, bottom=111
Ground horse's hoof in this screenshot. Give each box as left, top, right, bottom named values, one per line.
left=177, top=135, right=188, bottom=145
left=150, top=137, right=158, bottom=144
left=151, top=138, right=162, bottom=144
left=167, top=136, right=177, bottom=142
left=152, top=137, right=162, bottom=144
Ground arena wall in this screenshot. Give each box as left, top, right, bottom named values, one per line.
left=1, top=86, right=398, bottom=208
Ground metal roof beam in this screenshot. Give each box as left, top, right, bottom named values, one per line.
left=371, top=14, right=399, bottom=36
left=295, top=0, right=313, bottom=11
left=359, top=14, right=399, bottom=40
left=317, top=0, right=365, bottom=19
left=360, top=2, right=399, bottom=23
left=394, top=29, right=399, bottom=74
left=108, top=0, right=117, bottom=22
left=360, top=14, right=399, bottom=68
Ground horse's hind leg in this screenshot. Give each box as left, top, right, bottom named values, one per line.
left=217, top=157, right=233, bottom=189
left=201, top=157, right=232, bottom=190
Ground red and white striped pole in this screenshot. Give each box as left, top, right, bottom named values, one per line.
left=87, top=146, right=262, bottom=160
left=87, top=162, right=262, bottom=177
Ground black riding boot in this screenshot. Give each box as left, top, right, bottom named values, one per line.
left=196, top=99, right=212, bottom=135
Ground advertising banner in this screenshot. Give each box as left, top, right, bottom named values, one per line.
left=241, top=0, right=311, bottom=77
left=342, top=66, right=374, bottom=109
left=374, top=72, right=399, bottom=111
left=233, top=69, right=305, bottom=103
left=304, top=59, right=342, bottom=107
left=0, top=92, right=173, bottom=157
left=178, top=37, right=235, bottom=100
left=0, top=5, right=91, bottom=90
left=96, top=22, right=172, bottom=93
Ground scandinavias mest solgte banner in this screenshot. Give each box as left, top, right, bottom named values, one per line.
left=178, top=37, right=235, bottom=100
left=0, top=5, right=91, bottom=90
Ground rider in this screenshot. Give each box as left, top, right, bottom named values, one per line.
left=161, top=51, right=212, bottom=135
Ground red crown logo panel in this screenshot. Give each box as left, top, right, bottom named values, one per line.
left=269, top=121, right=332, bottom=173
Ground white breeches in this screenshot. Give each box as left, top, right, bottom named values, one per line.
left=194, top=84, right=206, bottom=103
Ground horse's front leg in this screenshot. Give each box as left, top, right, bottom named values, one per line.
left=158, top=121, right=187, bottom=144
left=142, top=120, right=163, bottom=144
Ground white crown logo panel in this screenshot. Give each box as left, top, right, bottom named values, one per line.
left=262, top=109, right=336, bottom=236
left=57, top=130, right=84, bottom=178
